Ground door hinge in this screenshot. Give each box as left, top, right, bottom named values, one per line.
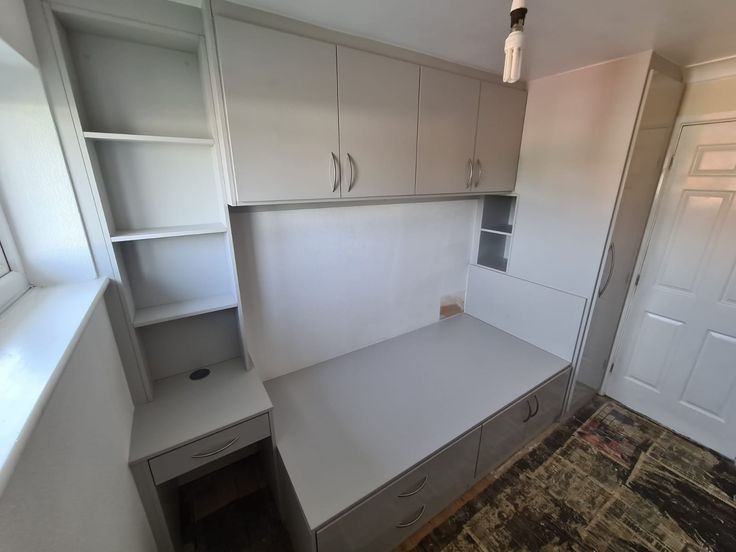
left=634, top=274, right=640, bottom=287
left=667, top=155, right=674, bottom=171
left=608, top=362, right=615, bottom=374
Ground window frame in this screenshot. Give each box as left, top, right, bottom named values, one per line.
left=0, top=201, right=29, bottom=314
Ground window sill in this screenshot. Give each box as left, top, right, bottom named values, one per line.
left=0, top=278, right=109, bottom=495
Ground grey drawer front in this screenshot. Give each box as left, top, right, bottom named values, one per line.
left=523, top=369, right=569, bottom=441
left=149, top=414, right=270, bottom=485
left=476, top=369, right=569, bottom=478
left=317, top=428, right=481, bottom=552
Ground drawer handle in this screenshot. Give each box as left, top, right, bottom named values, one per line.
left=396, top=505, right=426, bottom=528
left=531, top=395, right=540, bottom=418
left=191, top=436, right=239, bottom=459
left=397, top=475, right=428, bottom=498
left=522, top=399, right=532, bottom=423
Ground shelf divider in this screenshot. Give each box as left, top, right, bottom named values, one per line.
left=133, top=294, right=238, bottom=328
left=84, top=131, right=214, bottom=146
left=110, top=223, right=227, bottom=243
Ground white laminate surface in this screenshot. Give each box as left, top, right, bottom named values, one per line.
left=129, top=358, right=272, bottom=463
left=265, top=314, right=570, bottom=529
left=0, top=278, right=108, bottom=494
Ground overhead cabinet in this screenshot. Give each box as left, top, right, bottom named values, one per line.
left=215, top=17, right=341, bottom=202
left=213, top=16, right=527, bottom=204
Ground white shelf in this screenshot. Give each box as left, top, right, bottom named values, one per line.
left=133, top=294, right=238, bottom=328
left=84, top=131, right=214, bottom=146
left=110, top=223, right=227, bottom=242
left=480, top=226, right=512, bottom=236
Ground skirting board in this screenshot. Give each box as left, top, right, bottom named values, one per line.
left=465, top=266, right=587, bottom=361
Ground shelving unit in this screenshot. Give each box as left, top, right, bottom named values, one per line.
left=48, top=8, right=246, bottom=398
left=476, top=195, right=517, bottom=272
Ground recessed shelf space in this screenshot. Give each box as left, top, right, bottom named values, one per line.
left=83, top=132, right=214, bottom=146
left=110, top=224, right=227, bottom=243
left=116, top=233, right=236, bottom=325
left=476, top=195, right=517, bottom=272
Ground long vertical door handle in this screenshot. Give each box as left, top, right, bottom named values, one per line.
left=598, top=243, right=616, bottom=297
left=466, top=158, right=474, bottom=189
left=474, top=159, right=483, bottom=188
left=347, top=153, right=356, bottom=192
left=330, top=152, right=340, bottom=193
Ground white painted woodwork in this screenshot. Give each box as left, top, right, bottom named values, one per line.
left=510, top=52, right=652, bottom=299
left=574, top=71, right=683, bottom=407
left=215, top=17, right=340, bottom=202
left=607, top=121, right=736, bottom=458
left=137, top=309, right=241, bottom=380
left=337, top=46, right=419, bottom=197
left=473, top=82, right=526, bottom=192
left=67, top=31, right=209, bottom=137
left=118, top=233, right=233, bottom=312
left=465, top=266, right=587, bottom=361
left=83, top=132, right=214, bottom=146
left=230, top=200, right=476, bottom=380
left=0, top=295, right=157, bottom=552
left=133, top=293, right=237, bottom=328
left=91, top=141, right=221, bottom=232
left=266, top=314, right=570, bottom=530
left=416, top=67, right=480, bottom=195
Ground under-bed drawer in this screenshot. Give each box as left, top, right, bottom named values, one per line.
left=148, top=414, right=270, bottom=485
left=476, top=369, right=569, bottom=478
left=317, top=427, right=481, bottom=552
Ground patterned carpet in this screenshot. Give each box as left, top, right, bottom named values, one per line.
left=400, top=400, right=736, bottom=552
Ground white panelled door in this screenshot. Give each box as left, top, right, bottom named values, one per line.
left=607, top=121, right=736, bottom=459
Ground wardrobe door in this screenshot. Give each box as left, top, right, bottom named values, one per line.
left=473, top=82, right=526, bottom=192
left=337, top=47, right=419, bottom=198
left=416, top=67, right=480, bottom=195
left=215, top=17, right=340, bottom=202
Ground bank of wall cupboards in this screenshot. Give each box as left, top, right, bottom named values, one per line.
left=213, top=16, right=527, bottom=204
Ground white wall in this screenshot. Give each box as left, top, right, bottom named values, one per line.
left=231, top=199, right=476, bottom=380
left=0, top=0, right=38, bottom=67
left=509, top=52, right=651, bottom=299
left=0, top=302, right=156, bottom=552
left=0, top=28, right=96, bottom=285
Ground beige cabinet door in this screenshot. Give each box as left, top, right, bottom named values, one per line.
left=416, top=67, right=480, bottom=195
left=473, top=82, right=526, bottom=192
left=215, top=17, right=340, bottom=203
left=337, top=47, right=419, bottom=198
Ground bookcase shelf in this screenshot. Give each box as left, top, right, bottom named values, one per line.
left=476, top=195, right=517, bottom=272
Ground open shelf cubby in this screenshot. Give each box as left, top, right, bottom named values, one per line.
left=476, top=195, right=517, bottom=272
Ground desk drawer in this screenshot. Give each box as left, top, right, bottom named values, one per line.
left=317, top=428, right=480, bottom=552
left=149, top=414, right=270, bottom=485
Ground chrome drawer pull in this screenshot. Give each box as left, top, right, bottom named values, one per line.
left=522, top=398, right=532, bottom=423
left=531, top=395, right=540, bottom=418
left=397, top=475, right=428, bottom=498
left=191, top=436, right=239, bottom=459
left=396, top=505, right=426, bottom=528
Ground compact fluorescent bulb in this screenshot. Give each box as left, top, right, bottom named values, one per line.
left=503, top=0, right=528, bottom=83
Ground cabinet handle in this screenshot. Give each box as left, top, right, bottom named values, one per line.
left=191, top=436, right=239, bottom=459
left=598, top=243, right=616, bottom=297
left=347, top=153, right=356, bottom=192
left=531, top=395, right=540, bottom=418
left=330, top=152, right=340, bottom=193
left=396, top=505, right=426, bottom=528
left=522, top=399, right=532, bottom=423
left=466, top=158, right=474, bottom=189
left=474, top=159, right=483, bottom=187
left=397, top=475, right=428, bottom=497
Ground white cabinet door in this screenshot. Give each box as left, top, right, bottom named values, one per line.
left=337, top=47, right=419, bottom=198
left=215, top=17, right=340, bottom=203
left=473, top=82, right=526, bottom=192
left=416, top=67, right=480, bottom=195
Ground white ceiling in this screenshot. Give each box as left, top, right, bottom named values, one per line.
left=226, top=0, right=736, bottom=79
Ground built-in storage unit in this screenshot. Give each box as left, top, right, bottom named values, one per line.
left=266, top=315, right=570, bottom=552
left=476, top=194, right=517, bottom=272
left=46, top=5, right=245, bottom=401
left=211, top=7, right=527, bottom=204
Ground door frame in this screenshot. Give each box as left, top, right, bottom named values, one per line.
left=601, top=110, right=736, bottom=394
